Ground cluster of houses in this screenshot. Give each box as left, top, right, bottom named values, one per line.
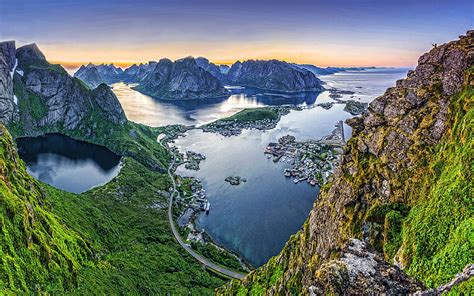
left=265, top=134, right=342, bottom=186
left=202, top=117, right=281, bottom=137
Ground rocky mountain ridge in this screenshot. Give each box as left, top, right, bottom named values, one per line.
left=12, top=43, right=126, bottom=133
left=218, top=30, right=473, bottom=295
left=133, top=57, right=230, bottom=100
left=74, top=57, right=327, bottom=97
left=227, top=59, right=324, bottom=92
left=74, top=63, right=123, bottom=88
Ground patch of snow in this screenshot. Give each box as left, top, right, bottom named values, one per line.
left=10, top=58, right=18, bottom=79
left=16, top=69, right=24, bottom=76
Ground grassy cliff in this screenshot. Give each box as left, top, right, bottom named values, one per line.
left=218, top=32, right=473, bottom=294
left=0, top=125, right=92, bottom=293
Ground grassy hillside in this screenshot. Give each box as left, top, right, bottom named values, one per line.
left=45, top=158, right=225, bottom=294
left=0, top=124, right=225, bottom=293
left=399, top=81, right=473, bottom=289
left=0, top=125, right=92, bottom=293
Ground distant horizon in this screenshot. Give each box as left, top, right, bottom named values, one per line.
left=2, top=0, right=472, bottom=69
left=53, top=59, right=414, bottom=71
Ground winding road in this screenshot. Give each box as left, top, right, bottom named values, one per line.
left=161, top=136, right=245, bottom=280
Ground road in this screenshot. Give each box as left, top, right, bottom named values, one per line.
left=160, top=135, right=245, bottom=280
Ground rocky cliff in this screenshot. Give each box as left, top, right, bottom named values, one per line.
left=12, top=43, right=126, bottom=133
left=227, top=59, right=324, bottom=92
left=219, top=31, right=473, bottom=295
left=0, top=41, right=17, bottom=124
left=134, top=57, right=230, bottom=100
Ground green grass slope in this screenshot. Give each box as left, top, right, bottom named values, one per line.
left=1, top=124, right=225, bottom=293
left=0, top=125, right=92, bottom=293
left=45, top=158, right=225, bottom=294
left=398, top=81, right=473, bottom=289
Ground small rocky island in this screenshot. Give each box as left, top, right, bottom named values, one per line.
left=202, top=106, right=290, bottom=136
left=343, top=100, right=369, bottom=115
left=225, top=176, right=246, bottom=186
left=184, top=150, right=206, bottom=170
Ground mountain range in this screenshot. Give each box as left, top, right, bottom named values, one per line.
left=1, top=30, right=471, bottom=294
left=73, top=57, right=359, bottom=98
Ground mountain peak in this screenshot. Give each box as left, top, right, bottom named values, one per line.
left=16, top=43, right=46, bottom=62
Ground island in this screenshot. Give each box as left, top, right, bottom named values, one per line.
left=202, top=106, right=290, bottom=136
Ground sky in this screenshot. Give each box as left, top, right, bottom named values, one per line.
left=1, top=0, right=472, bottom=68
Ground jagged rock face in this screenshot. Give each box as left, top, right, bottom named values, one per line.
left=134, top=57, right=230, bottom=100
left=195, top=57, right=226, bottom=81
left=0, top=41, right=16, bottom=123
left=218, top=31, right=473, bottom=295
left=122, top=62, right=157, bottom=82
left=219, top=64, right=230, bottom=74
left=74, top=64, right=105, bottom=89
left=226, top=59, right=324, bottom=92
left=307, top=239, right=422, bottom=295
left=16, top=43, right=46, bottom=64
left=74, top=63, right=123, bottom=88
left=15, top=43, right=126, bottom=132
left=91, top=83, right=127, bottom=124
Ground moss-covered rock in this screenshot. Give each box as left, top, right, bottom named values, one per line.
left=219, top=30, right=473, bottom=295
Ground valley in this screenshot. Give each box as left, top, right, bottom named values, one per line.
left=0, top=29, right=472, bottom=295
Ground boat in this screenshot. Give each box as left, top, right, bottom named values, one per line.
left=205, top=201, right=210, bottom=214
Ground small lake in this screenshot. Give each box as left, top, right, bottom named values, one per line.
left=16, top=133, right=122, bottom=194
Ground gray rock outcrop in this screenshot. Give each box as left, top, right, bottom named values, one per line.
left=0, top=41, right=17, bottom=124
left=14, top=43, right=126, bottom=133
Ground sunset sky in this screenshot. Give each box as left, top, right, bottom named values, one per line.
left=1, top=0, right=472, bottom=68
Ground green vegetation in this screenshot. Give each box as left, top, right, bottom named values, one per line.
left=21, top=58, right=68, bottom=76
left=220, top=107, right=279, bottom=123
left=399, top=83, right=473, bottom=288
left=12, top=75, right=47, bottom=122
left=1, top=123, right=225, bottom=293
left=45, top=158, right=225, bottom=294
left=0, top=125, right=92, bottom=293
left=191, top=242, right=247, bottom=273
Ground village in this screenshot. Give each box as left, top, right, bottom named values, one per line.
left=264, top=121, right=345, bottom=186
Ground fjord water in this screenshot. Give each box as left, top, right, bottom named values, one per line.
left=111, top=68, right=409, bottom=266
left=16, top=133, right=122, bottom=194
left=110, top=68, right=408, bottom=266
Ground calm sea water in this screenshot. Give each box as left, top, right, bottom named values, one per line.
left=142, top=68, right=408, bottom=266
left=17, top=68, right=408, bottom=266
left=16, top=133, right=122, bottom=194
